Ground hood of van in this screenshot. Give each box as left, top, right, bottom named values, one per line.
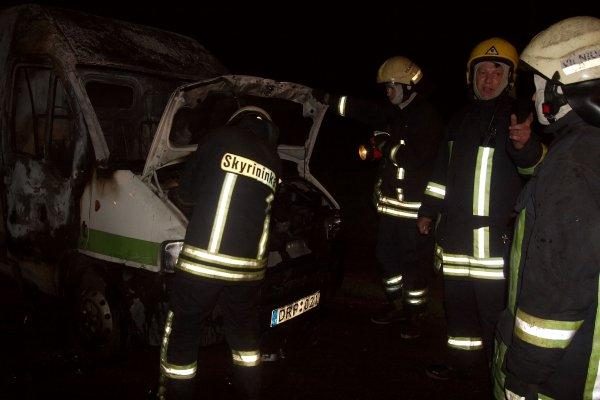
left=142, top=75, right=328, bottom=180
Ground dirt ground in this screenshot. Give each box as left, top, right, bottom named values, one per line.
left=0, top=161, right=492, bottom=400
left=0, top=270, right=491, bottom=400
left=0, top=223, right=491, bottom=399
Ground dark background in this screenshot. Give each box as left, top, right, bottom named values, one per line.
left=2, top=1, right=596, bottom=104
left=2, top=0, right=592, bottom=185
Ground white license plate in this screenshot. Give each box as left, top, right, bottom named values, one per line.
left=270, top=291, right=320, bottom=327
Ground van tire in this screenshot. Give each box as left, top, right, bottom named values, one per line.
left=70, top=269, right=122, bottom=361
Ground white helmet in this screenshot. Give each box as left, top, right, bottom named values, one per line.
left=227, top=105, right=272, bottom=124
left=521, top=16, right=600, bottom=126
left=227, top=105, right=278, bottom=146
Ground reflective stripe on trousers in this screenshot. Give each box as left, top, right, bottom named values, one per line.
left=160, top=311, right=198, bottom=380
left=447, top=335, right=483, bottom=350
left=232, top=349, right=261, bottom=367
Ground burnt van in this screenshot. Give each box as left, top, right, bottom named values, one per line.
left=0, top=4, right=343, bottom=358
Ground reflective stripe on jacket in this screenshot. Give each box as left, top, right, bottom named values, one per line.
left=493, top=113, right=600, bottom=399
left=419, top=94, right=545, bottom=281
left=177, top=125, right=281, bottom=282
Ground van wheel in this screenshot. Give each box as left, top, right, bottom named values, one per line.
left=71, top=271, right=121, bottom=361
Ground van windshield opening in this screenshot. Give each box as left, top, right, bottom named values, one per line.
left=83, top=70, right=186, bottom=171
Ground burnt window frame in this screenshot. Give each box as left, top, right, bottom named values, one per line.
left=9, top=63, right=76, bottom=175
left=81, top=72, right=156, bottom=167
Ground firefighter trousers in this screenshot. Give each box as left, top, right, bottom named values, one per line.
left=375, top=215, right=433, bottom=311
left=444, top=278, right=506, bottom=368
left=159, top=272, right=261, bottom=399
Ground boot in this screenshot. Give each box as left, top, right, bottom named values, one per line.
left=400, top=306, right=427, bottom=339
left=400, top=315, right=422, bottom=339
left=425, top=363, right=456, bottom=380
left=370, top=300, right=408, bottom=325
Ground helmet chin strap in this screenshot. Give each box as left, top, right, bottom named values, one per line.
left=399, top=92, right=417, bottom=109
left=534, top=73, right=572, bottom=125
left=389, top=83, right=416, bottom=109
left=542, top=72, right=569, bottom=123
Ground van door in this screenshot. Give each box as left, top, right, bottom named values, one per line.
left=4, top=64, right=85, bottom=260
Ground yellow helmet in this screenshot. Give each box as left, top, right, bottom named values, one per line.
left=377, top=56, right=423, bottom=85
left=466, top=37, right=519, bottom=85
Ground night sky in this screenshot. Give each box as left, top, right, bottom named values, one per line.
left=2, top=0, right=594, bottom=184
left=2, top=0, right=600, bottom=129
left=3, top=1, right=596, bottom=105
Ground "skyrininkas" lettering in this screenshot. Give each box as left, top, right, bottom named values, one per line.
left=221, top=153, right=277, bottom=191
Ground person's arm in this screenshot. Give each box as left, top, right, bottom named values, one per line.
left=504, top=157, right=600, bottom=396
left=328, top=94, right=389, bottom=129
left=417, top=127, right=450, bottom=234
left=390, top=103, right=443, bottom=171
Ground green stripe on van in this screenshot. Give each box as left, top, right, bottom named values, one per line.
left=80, top=228, right=159, bottom=266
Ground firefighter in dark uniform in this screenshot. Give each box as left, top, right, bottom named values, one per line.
left=493, top=16, right=600, bottom=400
left=158, top=106, right=281, bottom=400
left=329, top=56, right=443, bottom=335
left=417, top=38, right=546, bottom=380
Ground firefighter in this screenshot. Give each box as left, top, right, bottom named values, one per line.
left=325, top=56, right=443, bottom=336
left=158, top=106, right=282, bottom=400
left=416, top=38, right=546, bottom=380
left=493, top=16, right=600, bottom=400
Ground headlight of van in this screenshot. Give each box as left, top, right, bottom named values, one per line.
left=161, top=241, right=183, bottom=273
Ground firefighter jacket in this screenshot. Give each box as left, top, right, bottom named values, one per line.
left=334, top=94, right=443, bottom=221
left=176, top=123, right=281, bottom=283
left=494, top=112, right=600, bottom=400
left=418, top=93, right=546, bottom=281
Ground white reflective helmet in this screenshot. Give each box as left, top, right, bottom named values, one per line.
left=227, top=105, right=278, bottom=145
left=521, top=16, right=600, bottom=126
left=521, top=16, right=600, bottom=85
left=227, top=105, right=272, bottom=124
